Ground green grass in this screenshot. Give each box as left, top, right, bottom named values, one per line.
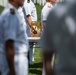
left=29, top=48, right=42, bottom=75
left=35, top=4, right=43, bottom=22
left=0, top=4, right=43, bottom=75
left=29, top=4, right=43, bottom=75
left=0, top=6, right=4, bottom=13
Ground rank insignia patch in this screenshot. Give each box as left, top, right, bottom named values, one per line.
left=10, top=9, right=15, bottom=14
left=47, top=3, right=51, bottom=8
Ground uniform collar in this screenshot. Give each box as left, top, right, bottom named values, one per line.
left=7, top=3, right=17, bottom=11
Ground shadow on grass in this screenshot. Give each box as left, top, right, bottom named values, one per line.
left=29, top=62, right=43, bottom=68
left=29, top=69, right=42, bottom=75
left=29, top=62, right=43, bottom=75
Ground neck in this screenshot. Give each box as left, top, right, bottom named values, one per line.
left=47, top=1, right=52, bottom=4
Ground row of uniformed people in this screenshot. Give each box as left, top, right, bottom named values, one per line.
left=0, top=0, right=37, bottom=75
left=0, top=0, right=57, bottom=75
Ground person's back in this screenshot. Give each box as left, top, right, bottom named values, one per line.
left=41, top=2, right=53, bottom=22
left=23, top=0, right=37, bottom=22
left=41, top=0, right=76, bottom=75
left=54, top=2, right=76, bottom=74
left=41, top=1, right=54, bottom=29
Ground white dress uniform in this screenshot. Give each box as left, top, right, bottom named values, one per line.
left=41, top=2, right=53, bottom=29
left=23, top=0, right=37, bottom=64
left=18, top=7, right=27, bottom=34
left=23, top=0, right=37, bottom=22
left=22, top=5, right=31, bottom=37
left=41, top=0, right=76, bottom=75
left=41, top=2, right=54, bottom=75
left=0, top=3, right=29, bottom=75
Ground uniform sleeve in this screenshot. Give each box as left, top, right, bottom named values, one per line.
left=41, top=11, right=47, bottom=21
left=31, top=2, right=37, bottom=21
left=41, top=6, right=48, bottom=21
left=23, top=3, right=31, bottom=16
left=41, top=5, right=53, bottom=21
left=3, top=14, right=18, bottom=41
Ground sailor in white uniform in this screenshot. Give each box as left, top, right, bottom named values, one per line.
left=0, top=0, right=29, bottom=75
left=41, top=0, right=55, bottom=29
left=23, top=0, right=37, bottom=65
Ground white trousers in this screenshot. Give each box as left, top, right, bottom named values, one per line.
left=0, top=53, right=28, bottom=75
left=29, top=45, right=35, bottom=64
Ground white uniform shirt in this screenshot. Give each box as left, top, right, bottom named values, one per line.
left=41, top=2, right=53, bottom=21
left=18, top=7, right=27, bottom=32
left=23, top=0, right=37, bottom=22
left=41, top=2, right=53, bottom=29
left=0, top=3, right=29, bottom=54
left=18, top=7, right=31, bottom=37
left=41, top=1, right=76, bottom=75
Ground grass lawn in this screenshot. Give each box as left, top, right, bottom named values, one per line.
left=35, top=4, right=43, bottom=22
left=0, top=4, right=43, bottom=75
left=0, top=6, right=4, bottom=13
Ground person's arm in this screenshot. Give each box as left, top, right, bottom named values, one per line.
left=26, top=15, right=32, bottom=26
left=31, top=1, right=37, bottom=21
left=23, top=2, right=32, bottom=27
left=41, top=10, right=47, bottom=30
left=4, top=13, right=18, bottom=75
left=41, top=32, right=54, bottom=75
left=43, top=51, right=54, bottom=75
left=5, top=40, right=15, bottom=75
left=43, top=21, right=46, bottom=27
left=41, top=14, right=55, bottom=75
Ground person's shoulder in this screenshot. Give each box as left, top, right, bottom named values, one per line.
left=10, top=8, right=15, bottom=15
left=1, top=7, right=17, bottom=24
left=47, top=2, right=52, bottom=8
left=1, top=7, right=16, bottom=19
left=42, top=2, right=51, bottom=10
left=1, top=7, right=9, bottom=17
left=30, top=1, right=34, bottom=4
left=43, top=3, right=47, bottom=7
left=31, top=1, right=36, bottom=7
left=41, top=3, right=48, bottom=13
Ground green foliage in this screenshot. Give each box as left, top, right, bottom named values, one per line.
left=35, top=4, right=43, bottom=22
left=0, top=6, right=4, bottom=13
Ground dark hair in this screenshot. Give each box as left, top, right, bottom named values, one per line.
left=8, top=0, right=12, bottom=2
left=27, top=0, right=30, bottom=3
